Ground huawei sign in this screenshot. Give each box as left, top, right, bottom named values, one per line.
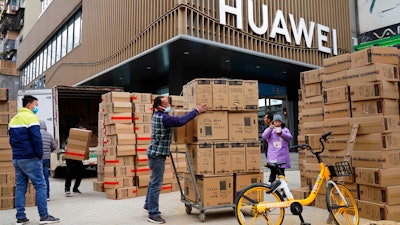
left=219, top=0, right=339, bottom=55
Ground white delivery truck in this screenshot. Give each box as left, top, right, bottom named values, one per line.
left=17, top=85, right=123, bottom=177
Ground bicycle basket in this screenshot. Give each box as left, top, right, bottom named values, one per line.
left=328, top=161, right=352, bottom=177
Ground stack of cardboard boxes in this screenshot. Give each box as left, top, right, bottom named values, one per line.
left=95, top=92, right=178, bottom=199
left=298, top=46, right=400, bottom=221
left=180, top=78, right=262, bottom=207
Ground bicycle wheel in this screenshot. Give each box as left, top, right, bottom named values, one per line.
left=326, top=183, right=359, bottom=225
left=235, top=184, right=285, bottom=225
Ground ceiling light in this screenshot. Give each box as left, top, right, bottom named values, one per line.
left=183, top=51, right=190, bottom=55
left=256, top=66, right=260, bottom=69
left=146, top=66, right=151, bottom=70
left=225, top=60, right=230, bottom=63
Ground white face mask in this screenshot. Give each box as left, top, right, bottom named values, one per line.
left=159, top=106, right=171, bottom=113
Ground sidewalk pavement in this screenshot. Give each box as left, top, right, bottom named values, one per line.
left=0, top=154, right=377, bottom=225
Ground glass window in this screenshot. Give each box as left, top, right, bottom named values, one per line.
left=67, top=20, right=74, bottom=52
left=46, top=44, right=51, bottom=69
left=61, top=27, right=67, bottom=57
left=56, top=33, right=61, bottom=61
left=43, top=48, right=47, bottom=71
left=38, top=52, right=43, bottom=75
left=51, top=38, right=56, bottom=65
left=74, top=12, right=82, bottom=48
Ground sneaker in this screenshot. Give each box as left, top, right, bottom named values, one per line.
left=73, top=189, right=82, bottom=194
left=65, top=190, right=71, bottom=196
left=39, top=215, right=60, bottom=224
left=16, top=218, right=29, bottom=225
left=147, top=215, right=165, bottom=224
left=47, top=198, right=50, bottom=201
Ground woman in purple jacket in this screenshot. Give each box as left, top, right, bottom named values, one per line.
left=262, top=114, right=293, bottom=183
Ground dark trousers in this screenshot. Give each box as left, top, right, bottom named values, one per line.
left=65, top=159, right=83, bottom=191
left=268, top=167, right=285, bottom=183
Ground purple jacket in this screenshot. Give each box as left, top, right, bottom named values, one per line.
left=262, top=126, right=293, bottom=168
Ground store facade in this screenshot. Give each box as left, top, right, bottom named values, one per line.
left=16, top=0, right=352, bottom=140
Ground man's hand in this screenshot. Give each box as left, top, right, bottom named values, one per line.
left=196, top=103, right=208, bottom=114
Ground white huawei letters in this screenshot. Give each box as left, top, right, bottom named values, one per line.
left=219, top=0, right=338, bottom=55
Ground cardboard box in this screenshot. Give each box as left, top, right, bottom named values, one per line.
left=354, top=132, right=400, bottom=151
left=323, top=117, right=350, bottom=134
left=133, top=165, right=151, bottom=176
left=322, top=70, right=348, bottom=89
left=104, top=166, right=127, bottom=178
left=0, top=102, right=8, bottom=113
left=352, top=150, right=400, bottom=169
left=172, top=110, right=194, bottom=144
left=106, top=188, right=128, bottom=200
left=303, top=95, right=323, bottom=109
left=196, top=175, right=234, bottom=207
left=64, top=148, right=89, bottom=161
left=105, top=123, right=134, bottom=135
left=134, top=123, right=152, bottom=134
left=358, top=185, right=400, bottom=205
left=347, top=64, right=399, bottom=85
left=228, top=112, right=258, bottom=142
left=351, top=99, right=399, bottom=118
left=0, top=150, right=12, bottom=162
left=323, top=102, right=351, bottom=119
left=130, top=92, right=152, bottom=103
left=188, top=142, right=214, bottom=174
left=350, top=46, right=399, bottom=69
left=194, top=111, right=228, bottom=141
left=324, top=134, right=348, bottom=150
left=349, top=115, right=400, bottom=134
left=136, top=154, right=148, bottom=166
left=299, top=108, right=324, bottom=123
left=107, top=145, right=136, bottom=156
left=68, top=128, right=92, bottom=142
left=212, top=78, right=229, bottom=110
left=323, top=86, right=349, bottom=105
left=323, top=53, right=351, bottom=74
left=184, top=78, right=213, bottom=110
left=0, top=113, right=9, bottom=124
left=103, top=177, right=124, bottom=189
left=213, top=142, right=231, bottom=174
left=133, top=103, right=153, bottom=114
left=230, top=142, right=246, bottom=173
left=304, top=82, right=322, bottom=98
left=105, top=156, right=134, bottom=167
left=107, top=134, right=136, bottom=145
left=302, top=121, right=324, bottom=135
left=102, top=91, right=131, bottom=102
left=358, top=200, right=400, bottom=221
left=245, top=142, right=261, bottom=172
left=169, top=95, right=184, bottom=107
left=105, top=113, right=133, bottom=125
left=103, top=102, right=132, bottom=114
left=355, top=167, right=400, bottom=187
left=136, top=133, right=151, bottom=145
left=0, top=137, right=11, bottom=150
left=0, top=197, right=14, bottom=210
left=300, top=68, right=323, bottom=85
left=228, top=79, right=244, bottom=111
left=349, top=80, right=399, bottom=101
left=234, top=172, right=263, bottom=201
left=0, top=88, right=8, bottom=101
left=127, top=186, right=137, bottom=198
left=243, top=80, right=259, bottom=110
left=133, top=113, right=152, bottom=124
left=135, top=144, right=147, bottom=155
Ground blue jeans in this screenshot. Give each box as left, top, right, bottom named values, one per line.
left=144, top=155, right=166, bottom=217
left=42, top=159, right=50, bottom=198
left=13, top=158, right=48, bottom=219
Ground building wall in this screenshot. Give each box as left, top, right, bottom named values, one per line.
left=17, top=0, right=352, bottom=87
left=20, top=0, right=42, bottom=40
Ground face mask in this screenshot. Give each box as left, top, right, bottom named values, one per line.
left=32, top=106, right=39, bottom=114
left=164, top=106, right=171, bottom=113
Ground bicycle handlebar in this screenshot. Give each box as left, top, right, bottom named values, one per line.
left=291, top=131, right=332, bottom=163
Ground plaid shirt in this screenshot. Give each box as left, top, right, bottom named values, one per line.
left=147, top=109, right=198, bottom=157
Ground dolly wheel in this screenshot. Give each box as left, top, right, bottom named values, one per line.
left=185, top=204, right=192, bottom=214
left=199, top=211, right=206, bottom=222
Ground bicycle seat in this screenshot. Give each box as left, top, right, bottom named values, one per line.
left=265, top=161, right=286, bottom=168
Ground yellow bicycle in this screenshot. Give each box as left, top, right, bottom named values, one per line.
left=234, top=131, right=359, bottom=225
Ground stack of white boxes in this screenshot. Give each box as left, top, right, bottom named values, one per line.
left=297, top=46, right=400, bottom=221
